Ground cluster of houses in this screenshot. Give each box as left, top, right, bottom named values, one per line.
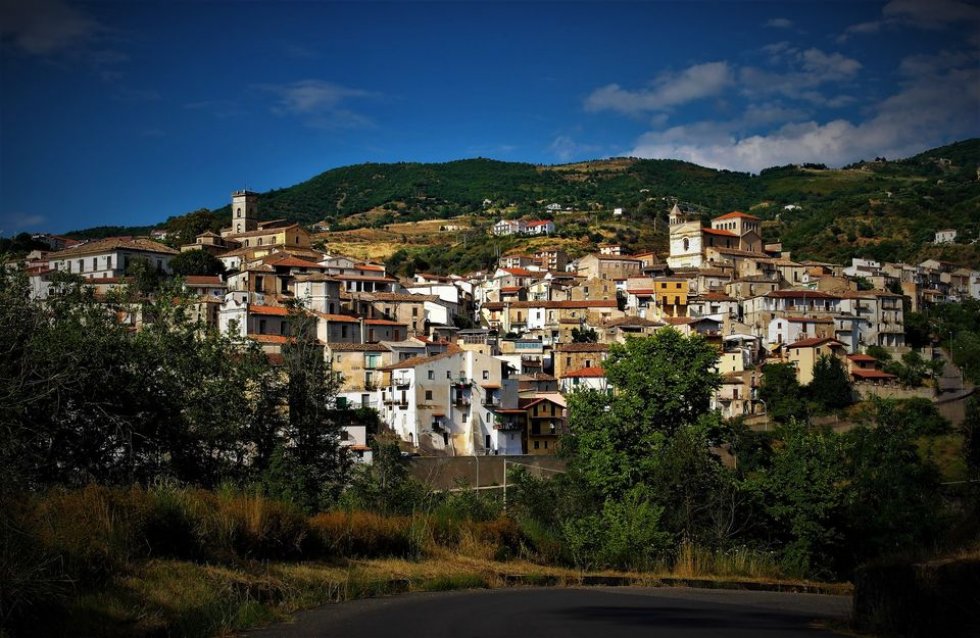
left=11, top=193, right=980, bottom=459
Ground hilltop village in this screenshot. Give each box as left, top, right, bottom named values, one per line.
left=16, top=190, right=980, bottom=458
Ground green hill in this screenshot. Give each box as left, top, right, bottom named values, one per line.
left=73, top=139, right=980, bottom=268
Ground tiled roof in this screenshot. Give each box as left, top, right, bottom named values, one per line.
left=183, top=276, right=224, bottom=286
left=713, top=211, right=760, bottom=221
left=327, top=343, right=391, bottom=352
left=702, top=228, right=739, bottom=237
left=49, top=237, right=179, bottom=258
left=248, top=334, right=292, bottom=343
left=249, top=304, right=289, bottom=317
left=378, top=346, right=462, bottom=371
left=265, top=256, right=324, bottom=269
left=562, top=366, right=605, bottom=378
left=787, top=337, right=846, bottom=349
left=848, top=354, right=878, bottom=362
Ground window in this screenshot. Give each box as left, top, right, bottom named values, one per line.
left=258, top=319, right=267, bottom=334
left=428, top=370, right=435, bottom=380
left=341, top=325, right=348, bottom=338
left=482, top=370, right=490, bottom=380
left=683, top=238, right=689, bottom=251
left=412, top=307, right=418, bottom=317
left=425, top=390, right=433, bottom=401
left=534, top=441, right=540, bottom=450
left=236, top=207, right=242, bottom=218
left=447, top=371, right=452, bottom=379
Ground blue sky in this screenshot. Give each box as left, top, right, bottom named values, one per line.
left=1, top=0, right=978, bottom=233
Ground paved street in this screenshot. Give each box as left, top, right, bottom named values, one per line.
left=245, top=586, right=851, bottom=638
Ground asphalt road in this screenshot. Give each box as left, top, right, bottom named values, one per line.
left=244, top=586, right=852, bottom=638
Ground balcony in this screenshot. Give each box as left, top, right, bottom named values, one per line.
left=494, top=418, right=523, bottom=431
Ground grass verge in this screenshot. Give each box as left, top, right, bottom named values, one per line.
left=33, top=555, right=850, bottom=638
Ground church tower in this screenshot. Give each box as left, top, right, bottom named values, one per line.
left=231, top=190, right=258, bottom=235
left=667, top=203, right=705, bottom=269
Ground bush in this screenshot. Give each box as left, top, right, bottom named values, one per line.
left=309, top=511, right=418, bottom=559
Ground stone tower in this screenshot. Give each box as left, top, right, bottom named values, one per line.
left=231, top=190, right=258, bottom=235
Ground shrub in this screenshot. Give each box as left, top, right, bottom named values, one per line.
left=309, top=511, right=418, bottom=559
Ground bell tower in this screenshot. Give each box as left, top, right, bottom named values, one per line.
left=231, top=189, right=258, bottom=235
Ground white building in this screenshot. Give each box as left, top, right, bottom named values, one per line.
left=934, top=229, right=957, bottom=244
left=377, top=349, right=523, bottom=455
left=47, top=237, right=178, bottom=281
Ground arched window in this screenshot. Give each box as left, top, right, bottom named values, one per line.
left=683, top=238, right=690, bottom=251
left=236, top=208, right=242, bottom=218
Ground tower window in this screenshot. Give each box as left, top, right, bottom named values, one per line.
left=683, top=238, right=690, bottom=251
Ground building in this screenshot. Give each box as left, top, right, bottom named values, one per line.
left=376, top=349, right=522, bottom=455
left=934, top=229, right=957, bottom=244
left=784, top=337, right=848, bottom=384
left=47, top=237, right=178, bottom=281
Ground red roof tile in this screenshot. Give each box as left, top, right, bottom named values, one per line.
left=713, top=211, right=760, bottom=221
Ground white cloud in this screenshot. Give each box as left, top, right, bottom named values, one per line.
left=258, top=80, right=377, bottom=129
left=839, top=0, right=980, bottom=41
left=765, top=18, right=794, bottom=29
left=740, top=47, right=861, bottom=104
left=883, top=0, right=980, bottom=28
left=584, top=62, right=733, bottom=114
left=628, top=64, right=980, bottom=173
left=0, top=212, right=47, bottom=231
left=549, top=135, right=602, bottom=162
left=0, top=0, right=102, bottom=55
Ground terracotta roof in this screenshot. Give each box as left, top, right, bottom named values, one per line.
left=364, top=318, right=406, bottom=326
left=562, top=366, right=605, bottom=378
left=702, top=228, right=739, bottom=238
left=266, top=256, right=325, bottom=269
left=327, top=343, right=390, bottom=352
left=500, top=286, right=524, bottom=292
left=312, top=312, right=359, bottom=323
left=554, top=342, right=610, bottom=352
left=378, top=346, right=463, bottom=371
left=502, top=267, right=535, bottom=276
left=248, top=334, right=292, bottom=344
left=697, top=292, right=735, bottom=301
left=480, top=383, right=502, bottom=389
left=713, top=211, right=760, bottom=221
left=356, top=263, right=386, bottom=272
left=249, top=304, right=289, bottom=316
left=787, top=337, right=846, bottom=349
left=183, top=276, right=224, bottom=286
left=49, top=237, right=179, bottom=258
left=848, top=353, right=878, bottom=362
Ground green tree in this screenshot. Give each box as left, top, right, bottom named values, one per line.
left=169, top=249, right=226, bottom=277
left=763, top=421, right=849, bottom=578
left=808, top=354, right=853, bottom=412
left=760, top=363, right=808, bottom=423
left=342, top=436, right=429, bottom=515
left=262, top=304, right=351, bottom=512
left=843, top=399, right=944, bottom=566
left=564, top=330, right=721, bottom=498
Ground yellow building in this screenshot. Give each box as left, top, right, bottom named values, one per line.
left=652, top=277, right=688, bottom=318
left=785, top=337, right=848, bottom=385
